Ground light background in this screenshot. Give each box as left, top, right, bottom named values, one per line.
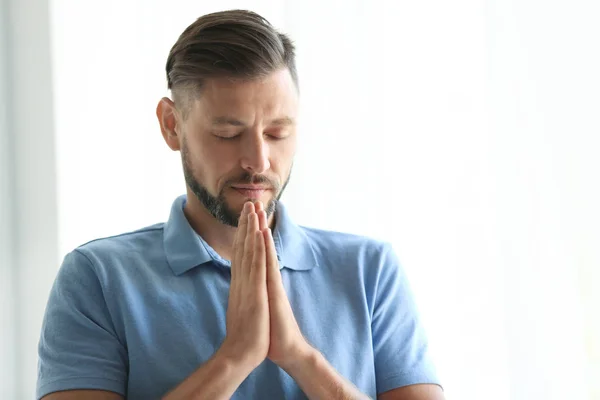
left=1, top=0, right=598, bottom=399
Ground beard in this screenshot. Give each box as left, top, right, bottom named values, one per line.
left=181, top=138, right=291, bottom=227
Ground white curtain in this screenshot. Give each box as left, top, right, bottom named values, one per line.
left=1, top=0, right=598, bottom=398
left=1, top=0, right=59, bottom=398
left=0, top=0, right=17, bottom=397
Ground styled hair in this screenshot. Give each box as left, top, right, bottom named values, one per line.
left=165, top=9, right=298, bottom=114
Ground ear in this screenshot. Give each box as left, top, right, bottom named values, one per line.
left=156, top=97, right=181, bottom=151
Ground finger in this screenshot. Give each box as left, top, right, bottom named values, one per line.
left=255, top=200, right=264, bottom=213
left=231, top=203, right=248, bottom=267
left=252, top=230, right=266, bottom=284
left=233, top=202, right=252, bottom=270
left=264, top=228, right=285, bottom=294
left=254, top=201, right=266, bottom=229
left=233, top=202, right=249, bottom=248
left=257, top=209, right=268, bottom=232
left=243, top=210, right=259, bottom=270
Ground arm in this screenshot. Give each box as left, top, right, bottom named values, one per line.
left=258, top=209, right=371, bottom=400
left=280, top=345, right=370, bottom=400
left=42, top=346, right=257, bottom=400
left=261, top=218, right=443, bottom=400
left=370, top=243, right=443, bottom=399
left=37, top=250, right=129, bottom=399
left=378, top=384, right=445, bottom=400
left=39, top=202, right=269, bottom=400
left=279, top=346, right=445, bottom=400
left=42, top=371, right=445, bottom=400
left=160, top=346, right=256, bottom=400
left=42, top=391, right=123, bottom=400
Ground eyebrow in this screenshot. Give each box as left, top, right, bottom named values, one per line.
left=211, top=116, right=295, bottom=128
left=211, top=117, right=246, bottom=127
left=270, top=117, right=295, bottom=127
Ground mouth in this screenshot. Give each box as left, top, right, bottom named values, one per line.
left=230, top=186, right=271, bottom=199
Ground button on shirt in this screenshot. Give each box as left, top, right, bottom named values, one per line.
left=37, top=195, right=439, bottom=399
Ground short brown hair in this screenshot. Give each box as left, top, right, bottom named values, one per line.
left=166, top=10, right=298, bottom=113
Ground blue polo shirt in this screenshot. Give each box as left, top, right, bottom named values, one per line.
left=37, top=195, right=439, bottom=399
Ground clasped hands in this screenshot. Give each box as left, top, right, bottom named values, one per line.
left=220, top=201, right=310, bottom=372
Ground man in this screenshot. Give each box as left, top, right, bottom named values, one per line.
left=37, top=9, right=444, bottom=400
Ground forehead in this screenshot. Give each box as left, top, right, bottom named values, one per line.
left=191, top=68, right=299, bottom=122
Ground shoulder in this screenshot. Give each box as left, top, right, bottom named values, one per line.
left=60, top=223, right=166, bottom=280
left=301, top=225, right=391, bottom=253
left=76, top=223, right=165, bottom=256
left=297, top=226, right=408, bottom=315
left=299, top=225, right=397, bottom=271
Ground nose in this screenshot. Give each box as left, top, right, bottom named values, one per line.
left=240, top=132, right=270, bottom=174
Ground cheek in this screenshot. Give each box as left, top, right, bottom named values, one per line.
left=278, top=138, right=297, bottom=163
left=269, top=141, right=295, bottom=159
left=270, top=141, right=296, bottom=178
left=185, top=139, right=232, bottom=184
left=194, top=135, right=233, bottom=164
left=203, top=142, right=244, bottom=188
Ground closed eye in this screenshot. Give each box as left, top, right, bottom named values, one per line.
left=216, top=135, right=239, bottom=141
left=266, top=134, right=286, bottom=140
left=218, top=134, right=285, bottom=141
left=264, top=129, right=289, bottom=140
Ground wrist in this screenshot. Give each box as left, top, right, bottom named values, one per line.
left=278, top=342, right=319, bottom=374
left=216, top=341, right=262, bottom=374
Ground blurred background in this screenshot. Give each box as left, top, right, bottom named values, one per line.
left=1, top=0, right=599, bottom=399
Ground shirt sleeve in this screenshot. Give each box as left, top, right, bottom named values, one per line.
left=37, top=250, right=127, bottom=399
left=371, top=242, right=441, bottom=394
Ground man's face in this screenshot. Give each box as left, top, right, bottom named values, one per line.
left=177, top=69, right=298, bottom=227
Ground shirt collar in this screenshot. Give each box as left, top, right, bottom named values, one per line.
left=164, top=195, right=319, bottom=276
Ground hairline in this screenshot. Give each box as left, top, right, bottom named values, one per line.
left=172, top=67, right=300, bottom=121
